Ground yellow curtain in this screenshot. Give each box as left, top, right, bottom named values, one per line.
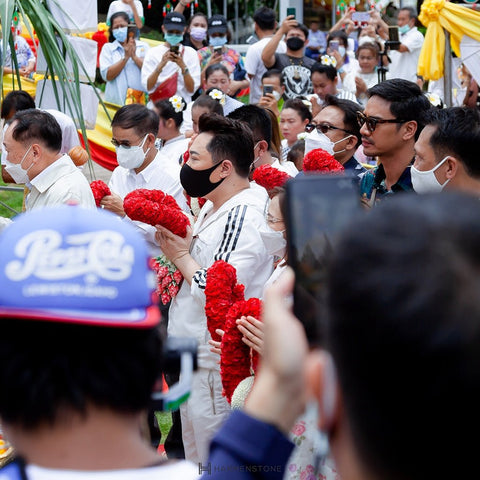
left=418, top=0, right=480, bottom=80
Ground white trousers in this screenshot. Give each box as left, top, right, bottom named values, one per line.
left=180, top=367, right=231, bottom=463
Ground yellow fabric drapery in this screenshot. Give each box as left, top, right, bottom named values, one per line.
left=418, top=0, right=480, bottom=80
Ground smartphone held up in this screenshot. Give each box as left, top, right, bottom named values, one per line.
left=285, top=174, right=361, bottom=346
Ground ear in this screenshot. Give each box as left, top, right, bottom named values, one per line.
left=345, top=135, right=358, bottom=152
left=218, top=159, right=234, bottom=177
left=402, top=120, right=417, bottom=141
left=165, top=117, right=177, bottom=129
left=257, top=139, right=269, bottom=156
left=445, top=156, right=459, bottom=180
left=305, top=350, right=340, bottom=432
left=31, top=143, right=41, bottom=161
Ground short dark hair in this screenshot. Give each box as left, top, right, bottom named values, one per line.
left=192, top=94, right=224, bottom=116
left=227, top=105, right=272, bottom=149
left=327, top=30, right=349, bottom=48
left=253, top=7, right=276, bottom=31
left=1, top=90, right=35, bottom=119
left=283, top=98, right=313, bottom=123
left=324, top=95, right=363, bottom=147
left=327, top=192, right=480, bottom=480
left=108, top=11, right=129, bottom=42
left=205, top=62, right=229, bottom=81
left=11, top=109, right=62, bottom=152
left=291, top=22, right=309, bottom=40
left=198, top=113, right=254, bottom=177
left=400, top=6, right=417, bottom=20
left=425, top=107, right=480, bottom=179
left=111, top=104, right=159, bottom=136
left=0, top=320, right=163, bottom=429
left=311, top=62, right=337, bottom=82
left=261, top=68, right=284, bottom=86
left=367, top=79, right=431, bottom=139
left=154, top=96, right=186, bottom=128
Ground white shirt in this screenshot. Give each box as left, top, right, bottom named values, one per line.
left=141, top=44, right=201, bottom=104
left=26, top=155, right=95, bottom=211
left=155, top=134, right=189, bottom=178
left=388, top=26, right=424, bottom=82
left=108, top=151, right=188, bottom=257
left=25, top=461, right=198, bottom=480
left=244, top=37, right=286, bottom=104
left=343, top=69, right=384, bottom=106
left=99, top=40, right=149, bottom=106
left=168, top=186, right=273, bottom=370
left=106, top=0, right=144, bottom=25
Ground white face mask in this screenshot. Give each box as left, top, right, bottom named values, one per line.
left=304, top=129, right=335, bottom=156
left=331, top=134, right=354, bottom=156
left=271, top=90, right=282, bottom=102
left=411, top=156, right=451, bottom=194
left=116, top=134, right=149, bottom=170
left=261, top=226, right=287, bottom=258
left=5, top=145, right=33, bottom=184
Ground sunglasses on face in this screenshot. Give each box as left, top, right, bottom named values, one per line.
left=305, top=123, right=353, bottom=135
left=356, top=111, right=407, bottom=132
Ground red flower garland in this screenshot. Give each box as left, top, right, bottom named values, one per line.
left=123, top=189, right=190, bottom=238
left=90, top=180, right=111, bottom=207
left=205, top=260, right=244, bottom=342
left=151, top=255, right=183, bottom=305
left=220, top=298, right=262, bottom=403
left=303, top=148, right=345, bottom=174
left=252, top=164, right=291, bottom=191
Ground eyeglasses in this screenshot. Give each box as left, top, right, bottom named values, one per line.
left=266, top=212, right=284, bottom=224
left=305, top=123, right=353, bottom=135
left=356, top=111, right=407, bottom=132
left=111, top=134, right=147, bottom=149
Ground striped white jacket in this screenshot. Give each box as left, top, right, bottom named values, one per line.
left=168, top=185, right=273, bottom=370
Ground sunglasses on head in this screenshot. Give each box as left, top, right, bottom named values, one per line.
left=305, top=123, right=353, bottom=135
left=356, top=111, right=408, bottom=132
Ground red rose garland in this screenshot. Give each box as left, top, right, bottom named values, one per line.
left=303, top=148, right=345, bottom=174
left=90, top=180, right=111, bottom=207
left=252, top=164, right=291, bottom=191
left=123, top=189, right=190, bottom=238
left=205, top=260, right=245, bottom=342
left=220, top=298, right=262, bottom=403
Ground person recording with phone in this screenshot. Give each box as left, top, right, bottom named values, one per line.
left=258, top=69, right=286, bottom=118
left=100, top=12, right=149, bottom=106
left=141, top=12, right=200, bottom=105
left=387, top=7, right=424, bottom=84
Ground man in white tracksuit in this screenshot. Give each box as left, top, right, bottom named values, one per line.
left=156, top=114, right=275, bottom=463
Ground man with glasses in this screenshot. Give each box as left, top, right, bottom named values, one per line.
left=357, top=79, right=431, bottom=206
left=306, top=95, right=366, bottom=182
left=100, top=104, right=187, bottom=257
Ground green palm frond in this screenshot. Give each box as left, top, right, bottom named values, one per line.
left=0, top=0, right=109, bottom=180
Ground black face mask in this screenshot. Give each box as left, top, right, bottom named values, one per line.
left=180, top=161, right=225, bottom=198
left=286, top=37, right=305, bottom=51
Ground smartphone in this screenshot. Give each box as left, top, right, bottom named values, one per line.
left=285, top=174, right=361, bottom=346
left=170, top=44, right=180, bottom=54
left=127, top=24, right=136, bottom=40
left=286, top=7, right=296, bottom=18
left=263, top=84, right=274, bottom=96
left=388, top=26, right=401, bottom=50
left=213, top=46, right=223, bottom=55
left=352, top=11, right=370, bottom=27
left=329, top=40, right=339, bottom=52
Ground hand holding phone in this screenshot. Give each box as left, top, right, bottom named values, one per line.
left=263, top=84, right=274, bottom=96
left=170, top=44, right=180, bottom=54
left=127, top=24, right=136, bottom=40
left=329, top=40, right=340, bottom=52
left=286, top=7, right=296, bottom=18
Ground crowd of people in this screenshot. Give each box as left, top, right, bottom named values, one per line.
left=1, top=1, right=480, bottom=479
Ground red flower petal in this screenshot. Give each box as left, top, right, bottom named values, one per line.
left=90, top=180, right=111, bottom=207
left=252, top=164, right=291, bottom=191
left=302, top=148, right=345, bottom=173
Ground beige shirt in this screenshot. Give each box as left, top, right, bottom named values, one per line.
left=26, top=155, right=95, bottom=211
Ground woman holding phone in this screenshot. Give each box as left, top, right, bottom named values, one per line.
left=99, top=11, right=149, bottom=106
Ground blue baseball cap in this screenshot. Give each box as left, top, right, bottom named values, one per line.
left=0, top=205, right=160, bottom=328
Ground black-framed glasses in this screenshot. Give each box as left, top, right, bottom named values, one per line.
left=356, top=111, right=407, bottom=132
left=111, top=134, right=147, bottom=149
left=305, top=123, right=353, bottom=135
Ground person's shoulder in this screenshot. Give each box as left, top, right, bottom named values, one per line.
left=303, top=56, right=316, bottom=68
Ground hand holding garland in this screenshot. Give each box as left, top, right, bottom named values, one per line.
left=101, top=192, right=126, bottom=217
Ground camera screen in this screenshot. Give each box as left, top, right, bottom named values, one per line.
left=285, top=175, right=360, bottom=346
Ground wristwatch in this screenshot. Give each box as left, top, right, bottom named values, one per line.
left=182, top=67, right=190, bottom=76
